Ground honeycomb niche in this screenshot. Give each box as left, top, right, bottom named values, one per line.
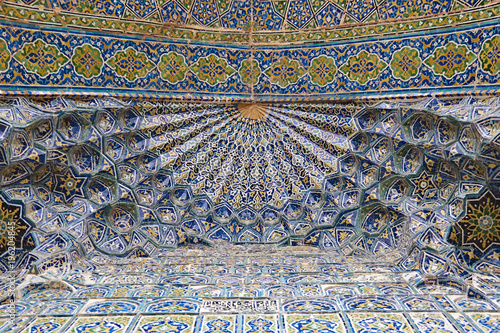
left=2, top=0, right=500, bottom=327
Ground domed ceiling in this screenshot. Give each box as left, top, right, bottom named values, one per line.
left=3, top=3, right=500, bottom=331
left=0, top=95, right=500, bottom=276
left=0, top=0, right=500, bottom=279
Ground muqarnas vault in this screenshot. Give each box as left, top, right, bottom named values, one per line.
left=2, top=0, right=500, bottom=331
left=0, top=99, right=499, bottom=332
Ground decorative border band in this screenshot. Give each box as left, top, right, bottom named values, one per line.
left=2, top=88, right=500, bottom=103
left=2, top=18, right=500, bottom=101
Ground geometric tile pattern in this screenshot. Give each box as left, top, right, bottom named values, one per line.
left=0, top=97, right=499, bottom=279
left=1, top=0, right=500, bottom=331
left=3, top=243, right=500, bottom=332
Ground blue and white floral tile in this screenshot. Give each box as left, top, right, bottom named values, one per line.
left=448, top=313, right=481, bottom=333
left=244, top=315, right=279, bottom=333
left=466, top=312, right=500, bottom=332
left=19, top=317, right=72, bottom=333
left=64, top=316, right=134, bottom=333
left=284, top=314, right=346, bottom=333
left=200, top=315, right=237, bottom=333
left=82, top=300, right=141, bottom=315
left=130, top=315, right=197, bottom=333
left=346, top=313, right=413, bottom=333
left=408, top=312, right=463, bottom=332
left=41, top=300, right=85, bottom=316
left=143, top=300, right=200, bottom=314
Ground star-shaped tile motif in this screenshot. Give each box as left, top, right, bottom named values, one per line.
left=409, top=170, right=436, bottom=200
left=54, top=167, right=88, bottom=204
left=450, top=190, right=500, bottom=253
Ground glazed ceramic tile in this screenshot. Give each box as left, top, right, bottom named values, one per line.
left=201, top=315, right=237, bottom=333
left=131, top=315, right=196, bottom=333
left=1, top=317, right=31, bottom=333
left=0, top=21, right=498, bottom=100
left=41, top=300, right=85, bottom=316
left=82, top=300, right=140, bottom=314
left=408, top=312, right=461, bottom=332
left=20, top=317, right=72, bottom=333
left=448, top=313, right=481, bottom=333
left=244, top=315, right=278, bottom=333
left=2, top=0, right=500, bottom=326
left=347, top=313, right=413, bottom=333
left=65, top=316, right=134, bottom=333
left=467, top=312, right=500, bottom=332
left=285, top=314, right=346, bottom=333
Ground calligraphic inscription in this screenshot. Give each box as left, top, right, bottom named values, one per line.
left=201, top=300, right=278, bottom=312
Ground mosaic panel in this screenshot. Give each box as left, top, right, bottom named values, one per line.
left=408, top=312, right=460, bottom=332
left=468, top=312, right=500, bottom=331
left=448, top=313, right=481, bottom=332
left=65, top=316, right=134, bottom=333
left=0, top=244, right=499, bottom=332
left=131, top=315, right=196, bottom=333
left=244, top=315, right=278, bottom=333
left=1, top=317, right=32, bottom=333
left=2, top=0, right=500, bottom=321
left=201, top=315, right=237, bottom=333
left=0, top=19, right=500, bottom=99
left=1, top=97, right=499, bottom=278
left=20, top=317, right=72, bottom=333
left=42, top=300, right=85, bottom=315
left=285, top=314, right=345, bottom=333
left=347, top=313, right=413, bottom=333
left=2, top=1, right=500, bottom=46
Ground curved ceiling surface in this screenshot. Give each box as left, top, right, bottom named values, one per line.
left=1, top=97, right=499, bottom=275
